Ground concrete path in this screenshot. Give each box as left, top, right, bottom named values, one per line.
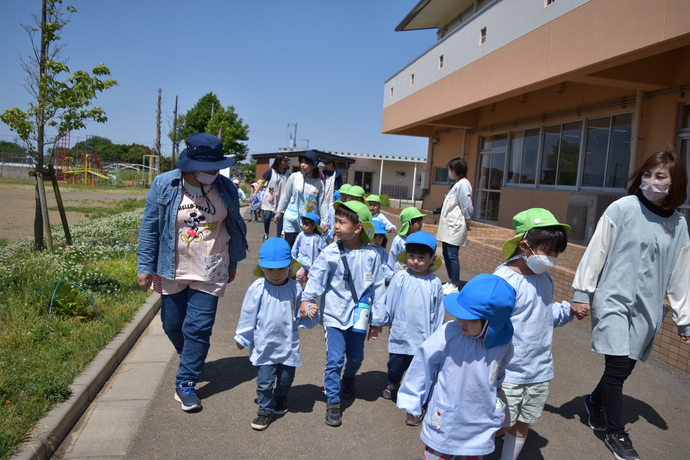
left=51, top=222, right=690, bottom=460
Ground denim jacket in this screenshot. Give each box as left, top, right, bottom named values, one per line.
left=137, top=169, right=248, bottom=279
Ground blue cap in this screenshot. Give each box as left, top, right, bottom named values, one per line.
left=176, top=133, right=235, bottom=172
left=301, top=212, right=321, bottom=226
left=444, top=274, right=516, bottom=348
left=333, top=190, right=340, bottom=202
left=298, top=150, right=320, bottom=166
left=372, top=220, right=387, bottom=235
left=254, top=238, right=302, bottom=277
left=405, top=231, right=436, bottom=252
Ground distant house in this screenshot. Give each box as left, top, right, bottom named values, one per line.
left=251, top=150, right=427, bottom=200
left=383, top=0, right=690, bottom=244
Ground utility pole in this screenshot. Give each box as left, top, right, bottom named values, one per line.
left=302, top=138, right=310, bottom=149
left=288, top=123, right=297, bottom=150
left=171, top=95, right=178, bottom=168
left=155, top=89, right=162, bottom=159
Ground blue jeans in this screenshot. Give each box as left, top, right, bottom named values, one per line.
left=386, top=353, right=414, bottom=385
left=263, top=210, right=283, bottom=237
left=442, top=242, right=460, bottom=286
left=161, top=287, right=219, bottom=385
left=256, top=363, right=296, bottom=412
left=324, top=326, right=366, bottom=404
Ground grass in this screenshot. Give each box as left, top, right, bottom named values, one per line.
left=0, top=206, right=149, bottom=460
left=48, top=197, right=147, bottom=219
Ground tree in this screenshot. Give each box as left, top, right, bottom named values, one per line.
left=0, top=0, right=117, bottom=250
left=0, top=140, right=27, bottom=154
left=206, top=105, right=250, bottom=162
left=181, top=92, right=221, bottom=140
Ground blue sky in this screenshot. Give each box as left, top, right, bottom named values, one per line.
left=0, top=1, right=437, bottom=160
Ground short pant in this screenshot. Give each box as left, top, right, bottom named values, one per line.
left=498, top=381, right=550, bottom=427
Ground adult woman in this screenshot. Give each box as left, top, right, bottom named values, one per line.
left=572, top=146, right=690, bottom=460
left=260, top=154, right=290, bottom=240
left=274, top=150, right=328, bottom=248
left=137, top=133, right=247, bottom=412
left=436, top=157, right=473, bottom=296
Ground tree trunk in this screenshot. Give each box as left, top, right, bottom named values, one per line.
left=49, top=165, right=72, bottom=245
left=33, top=179, right=44, bottom=250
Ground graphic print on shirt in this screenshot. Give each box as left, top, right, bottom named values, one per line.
left=181, top=211, right=206, bottom=243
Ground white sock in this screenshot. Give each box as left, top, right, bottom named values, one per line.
left=501, top=432, right=526, bottom=460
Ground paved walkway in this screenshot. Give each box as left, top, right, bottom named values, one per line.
left=52, top=222, right=690, bottom=460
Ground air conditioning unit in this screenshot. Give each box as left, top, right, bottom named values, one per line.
left=566, top=193, right=619, bottom=245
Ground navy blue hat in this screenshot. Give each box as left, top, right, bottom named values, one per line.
left=176, top=133, right=235, bottom=172
left=444, top=274, right=516, bottom=348
left=298, top=150, right=320, bottom=166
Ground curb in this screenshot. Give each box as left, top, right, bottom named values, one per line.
left=11, top=293, right=162, bottom=460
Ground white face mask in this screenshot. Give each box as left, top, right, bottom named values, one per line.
left=525, top=246, right=558, bottom=274
left=640, top=178, right=670, bottom=203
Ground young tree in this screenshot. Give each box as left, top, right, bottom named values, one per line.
left=0, top=0, right=117, bottom=250
left=181, top=92, right=221, bottom=139
left=206, top=105, right=250, bottom=162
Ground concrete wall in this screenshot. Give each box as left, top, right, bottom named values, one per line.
left=0, top=165, right=32, bottom=180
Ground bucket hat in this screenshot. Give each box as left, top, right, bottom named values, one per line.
left=253, top=238, right=302, bottom=277
left=444, top=274, right=516, bottom=348
left=396, top=230, right=443, bottom=273
left=366, top=194, right=381, bottom=203
left=176, top=133, right=234, bottom=172
left=372, top=220, right=387, bottom=235
left=338, top=184, right=352, bottom=193
left=333, top=201, right=375, bottom=243
left=398, top=207, right=426, bottom=236
left=298, top=150, right=320, bottom=167
left=301, top=212, right=324, bottom=234
left=501, top=208, right=570, bottom=259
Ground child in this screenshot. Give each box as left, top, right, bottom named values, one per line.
left=347, top=185, right=367, bottom=204
left=338, top=183, right=352, bottom=202
left=388, top=207, right=425, bottom=271
left=291, top=212, right=327, bottom=287
left=367, top=194, right=397, bottom=233
left=370, top=220, right=393, bottom=282
left=299, top=200, right=387, bottom=427
left=249, top=182, right=263, bottom=222
left=235, top=238, right=316, bottom=430
left=397, top=274, right=516, bottom=460
left=494, top=208, right=574, bottom=460
left=383, top=231, right=444, bottom=405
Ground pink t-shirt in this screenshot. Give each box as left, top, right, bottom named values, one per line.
left=160, top=182, right=230, bottom=297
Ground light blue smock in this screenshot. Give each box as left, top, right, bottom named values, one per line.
left=291, top=231, right=327, bottom=271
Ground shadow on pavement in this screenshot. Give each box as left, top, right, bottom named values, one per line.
left=196, top=356, right=255, bottom=399
left=488, top=429, right=548, bottom=460
left=543, top=394, right=669, bottom=431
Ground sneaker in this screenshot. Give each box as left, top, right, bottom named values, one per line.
left=274, top=396, right=288, bottom=415
left=325, top=403, right=342, bottom=427
left=406, top=408, right=426, bottom=426
left=443, top=284, right=459, bottom=296
left=251, top=409, right=273, bottom=430
left=340, top=377, right=355, bottom=399
left=174, top=382, right=201, bottom=412
left=584, top=394, right=607, bottom=431
left=263, top=233, right=269, bottom=241
left=382, top=382, right=398, bottom=400
left=605, top=432, right=640, bottom=460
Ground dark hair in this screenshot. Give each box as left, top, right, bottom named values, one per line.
left=335, top=205, right=360, bottom=225
left=405, top=242, right=435, bottom=257
left=300, top=157, right=320, bottom=179
left=411, top=216, right=424, bottom=225
left=626, top=145, right=687, bottom=210
left=271, top=154, right=288, bottom=171
left=300, top=216, right=321, bottom=235
left=524, top=226, right=568, bottom=255
left=447, top=157, right=468, bottom=180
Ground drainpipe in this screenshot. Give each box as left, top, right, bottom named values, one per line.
left=461, top=128, right=467, bottom=159
left=411, top=161, right=418, bottom=206
left=379, top=159, right=384, bottom=195
left=424, top=134, right=436, bottom=199
left=629, top=90, right=644, bottom=175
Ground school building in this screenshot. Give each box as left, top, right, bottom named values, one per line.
left=382, top=0, right=690, bottom=246
left=252, top=150, right=427, bottom=200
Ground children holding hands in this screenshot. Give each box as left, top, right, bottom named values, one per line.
left=291, top=212, right=327, bottom=287
left=234, top=238, right=317, bottom=431
left=299, top=200, right=387, bottom=427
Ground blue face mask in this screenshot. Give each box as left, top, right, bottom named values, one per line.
left=195, top=171, right=218, bottom=185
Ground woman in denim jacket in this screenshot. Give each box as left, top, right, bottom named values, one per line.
left=137, top=132, right=247, bottom=412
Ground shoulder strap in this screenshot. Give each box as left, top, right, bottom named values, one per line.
left=337, top=240, right=359, bottom=303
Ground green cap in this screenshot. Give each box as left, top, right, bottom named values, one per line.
left=366, top=194, right=381, bottom=203
left=398, top=207, right=426, bottom=236
left=338, top=184, right=352, bottom=193
left=348, top=185, right=366, bottom=198
left=501, top=208, right=570, bottom=259
left=333, top=201, right=375, bottom=243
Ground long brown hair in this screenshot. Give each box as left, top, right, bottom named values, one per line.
left=626, top=145, right=687, bottom=210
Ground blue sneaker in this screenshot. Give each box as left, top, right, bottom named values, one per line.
left=174, top=382, right=201, bottom=412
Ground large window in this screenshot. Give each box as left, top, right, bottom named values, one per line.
left=476, top=134, right=507, bottom=222
left=354, top=171, right=372, bottom=193
left=539, top=122, right=582, bottom=186
left=676, top=103, right=690, bottom=221
left=507, top=128, right=539, bottom=184
left=582, top=114, right=632, bottom=188
left=434, top=167, right=452, bottom=185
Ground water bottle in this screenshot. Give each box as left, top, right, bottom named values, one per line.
left=352, top=292, right=371, bottom=333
